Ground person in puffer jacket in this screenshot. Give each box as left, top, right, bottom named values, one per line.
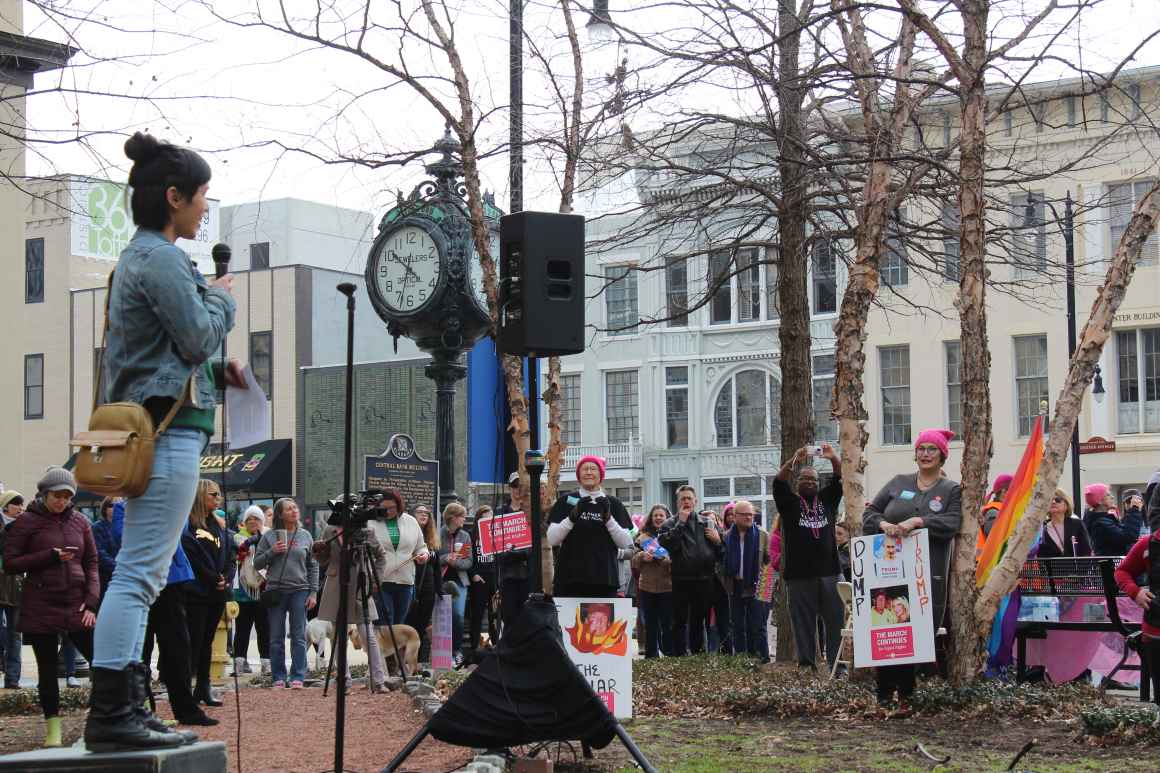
left=231, top=507, right=269, bottom=676
left=658, top=484, right=723, bottom=656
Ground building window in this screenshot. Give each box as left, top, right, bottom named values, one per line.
left=701, top=475, right=777, bottom=528
left=1010, top=191, right=1047, bottom=276
left=714, top=369, right=781, bottom=448
left=1108, top=181, right=1158, bottom=266
left=881, top=210, right=908, bottom=287
left=24, top=354, right=44, bottom=420
left=250, top=242, right=270, bottom=270
left=942, top=111, right=951, bottom=146
left=811, top=239, right=837, bottom=314
left=708, top=247, right=776, bottom=325
left=879, top=345, right=911, bottom=445
left=942, top=204, right=961, bottom=282
left=945, top=341, right=962, bottom=437
left=250, top=331, right=273, bottom=397
left=561, top=373, right=581, bottom=445
left=1116, top=328, right=1160, bottom=435
left=1030, top=102, right=1045, bottom=132
left=765, top=254, right=779, bottom=319
left=1014, top=335, right=1049, bottom=436
left=665, top=255, right=688, bottom=327
left=1100, top=91, right=1110, bottom=123
left=25, top=238, right=44, bottom=304
left=665, top=366, right=689, bottom=449
left=605, top=370, right=639, bottom=444
left=812, top=354, right=837, bottom=443
left=94, top=347, right=106, bottom=408
left=605, top=265, right=639, bottom=335
left=1067, top=95, right=1078, bottom=127
left=1129, top=83, right=1142, bottom=119
left=1003, top=109, right=1013, bottom=137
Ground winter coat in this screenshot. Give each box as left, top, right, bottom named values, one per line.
left=0, top=519, right=22, bottom=607
left=438, top=527, right=473, bottom=587
left=91, top=515, right=120, bottom=588
left=631, top=530, right=673, bottom=595
left=1085, top=507, right=1144, bottom=557
left=1038, top=516, right=1093, bottom=558
left=369, top=513, right=428, bottom=586
left=3, top=500, right=99, bottom=634
left=181, top=517, right=234, bottom=600
left=657, top=514, right=724, bottom=581
left=314, top=525, right=387, bottom=625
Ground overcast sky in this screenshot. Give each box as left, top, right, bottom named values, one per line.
left=20, top=0, right=1160, bottom=232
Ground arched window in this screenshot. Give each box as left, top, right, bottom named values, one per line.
left=714, top=369, right=781, bottom=448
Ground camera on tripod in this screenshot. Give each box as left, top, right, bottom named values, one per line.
left=326, top=489, right=385, bottom=528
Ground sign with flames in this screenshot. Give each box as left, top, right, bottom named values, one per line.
left=556, top=597, right=635, bottom=718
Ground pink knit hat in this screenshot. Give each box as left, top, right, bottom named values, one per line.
left=988, top=474, right=1014, bottom=500
left=576, top=455, right=607, bottom=481
left=914, top=428, right=956, bottom=459
left=1084, top=482, right=1109, bottom=509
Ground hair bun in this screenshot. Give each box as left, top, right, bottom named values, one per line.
left=124, top=131, right=162, bottom=164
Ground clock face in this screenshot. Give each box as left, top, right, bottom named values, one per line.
left=374, top=224, right=442, bottom=313
left=467, top=231, right=498, bottom=312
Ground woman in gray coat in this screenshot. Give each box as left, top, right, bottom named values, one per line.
left=863, top=428, right=962, bottom=709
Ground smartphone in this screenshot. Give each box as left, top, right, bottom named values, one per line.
left=64, top=546, right=79, bottom=552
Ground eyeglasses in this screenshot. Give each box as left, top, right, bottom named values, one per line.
left=47, top=491, right=73, bottom=501
left=915, top=446, right=941, bottom=456
left=208, top=491, right=222, bottom=498
left=1052, top=496, right=1065, bottom=504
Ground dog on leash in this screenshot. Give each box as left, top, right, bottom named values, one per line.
left=350, top=623, right=421, bottom=677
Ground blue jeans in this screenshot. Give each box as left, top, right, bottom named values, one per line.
left=268, top=589, right=309, bottom=683
left=449, top=584, right=467, bottom=656
left=0, top=605, right=21, bottom=685
left=730, top=586, right=763, bottom=657
left=376, top=583, right=414, bottom=626
left=637, top=591, right=673, bottom=658
left=94, top=428, right=205, bottom=670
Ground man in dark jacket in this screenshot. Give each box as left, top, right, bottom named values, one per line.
left=0, top=491, right=24, bottom=688
left=659, top=485, right=722, bottom=655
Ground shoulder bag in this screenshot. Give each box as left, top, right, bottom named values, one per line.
left=69, top=272, right=188, bottom=498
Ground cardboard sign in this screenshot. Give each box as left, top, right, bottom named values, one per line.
left=432, top=594, right=454, bottom=672
left=476, top=511, right=533, bottom=557
left=851, top=530, right=937, bottom=668
left=555, top=597, right=635, bottom=718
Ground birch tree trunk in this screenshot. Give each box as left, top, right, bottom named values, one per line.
left=977, top=182, right=1160, bottom=620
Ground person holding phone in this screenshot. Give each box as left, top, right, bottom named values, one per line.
left=2, top=468, right=99, bottom=747
left=1084, top=483, right=1143, bottom=556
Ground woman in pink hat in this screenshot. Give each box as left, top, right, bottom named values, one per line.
left=863, top=428, right=962, bottom=711
left=547, top=455, right=634, bottom=598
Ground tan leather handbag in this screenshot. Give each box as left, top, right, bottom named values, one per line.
left=69, top=273, right=187, bottom=498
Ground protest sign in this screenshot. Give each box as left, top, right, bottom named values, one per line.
left=851, top=529, right=936, bottom=668
left=476, top=510, right=533, bottom=557
left=432, top=594, right=454, bottom=672
left=555, top=597, right=635, bottom=718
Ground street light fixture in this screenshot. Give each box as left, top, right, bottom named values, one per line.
left=1093, top=363, right=1106, bottom=404
left=587, top=0, right=615, bottom=42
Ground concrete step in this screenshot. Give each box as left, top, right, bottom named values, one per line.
left=0, top=741, right=227, bottom=772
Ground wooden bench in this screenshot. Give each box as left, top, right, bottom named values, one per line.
left=1015, top=557, right=1148, bottom=698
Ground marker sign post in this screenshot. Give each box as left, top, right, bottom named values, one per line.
left=364, top=433, right=438, bottom=518
left=850, top=529, right=936, bottom=668
left=476, top=511, right=533, bottom=557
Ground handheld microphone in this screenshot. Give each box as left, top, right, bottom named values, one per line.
left=211, top=243, right=232, bottom=279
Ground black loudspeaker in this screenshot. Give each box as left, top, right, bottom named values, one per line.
left=497, top=211, right=585, bottom=357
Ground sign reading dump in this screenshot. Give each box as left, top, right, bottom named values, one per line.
left=851, top=530, right=936, bottom=668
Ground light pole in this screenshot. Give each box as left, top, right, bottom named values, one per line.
left=1028, top=191, right=1080, bottom=508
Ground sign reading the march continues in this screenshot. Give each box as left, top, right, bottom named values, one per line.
left=850, top=530, right=936, bottom=668
left=69, top=178, right=220, bottom=270
left=556, top=597, right=635, bottom=718
left=476, top=511, right=533, bottom=557
left=432, top=594, right=454, bottom=672
left=364, top=434, right=438, bottom=518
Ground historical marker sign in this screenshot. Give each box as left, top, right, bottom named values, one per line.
left=364, top=433, right=439, bottom=517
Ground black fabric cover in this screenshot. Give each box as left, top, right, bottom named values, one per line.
left=428, top=597, right=618, bottom=750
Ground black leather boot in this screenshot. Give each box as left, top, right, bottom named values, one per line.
left=129, top=663, right=198, bottom=745
left=193, top=684, right=224, bottom=707
left=84, top=667, right=185, bottom=753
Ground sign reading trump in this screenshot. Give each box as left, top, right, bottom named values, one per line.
left=851, top=530, right=936, bottom=668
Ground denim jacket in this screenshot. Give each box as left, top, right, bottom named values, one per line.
left=104, top=228, right=235, bottom=408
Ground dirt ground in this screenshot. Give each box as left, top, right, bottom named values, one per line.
left=0, top=685, right=472, bottom=773
left=549, top=714, right=1157, bottom=773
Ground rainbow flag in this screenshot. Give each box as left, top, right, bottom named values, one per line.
left=976, top=415, right=1045, bottom=587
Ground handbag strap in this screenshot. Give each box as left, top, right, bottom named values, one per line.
left=95, top=269, right=192, bottom=438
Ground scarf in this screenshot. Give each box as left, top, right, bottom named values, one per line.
left=579, top=486, right=606, bottom=500
left=726, top=523, right=760, bottom=590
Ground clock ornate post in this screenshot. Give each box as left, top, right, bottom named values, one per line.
left=365, top=128, right=500, bottom=510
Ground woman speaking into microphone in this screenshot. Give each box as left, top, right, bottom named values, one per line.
left=85, top=132, right=244, bottom=752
